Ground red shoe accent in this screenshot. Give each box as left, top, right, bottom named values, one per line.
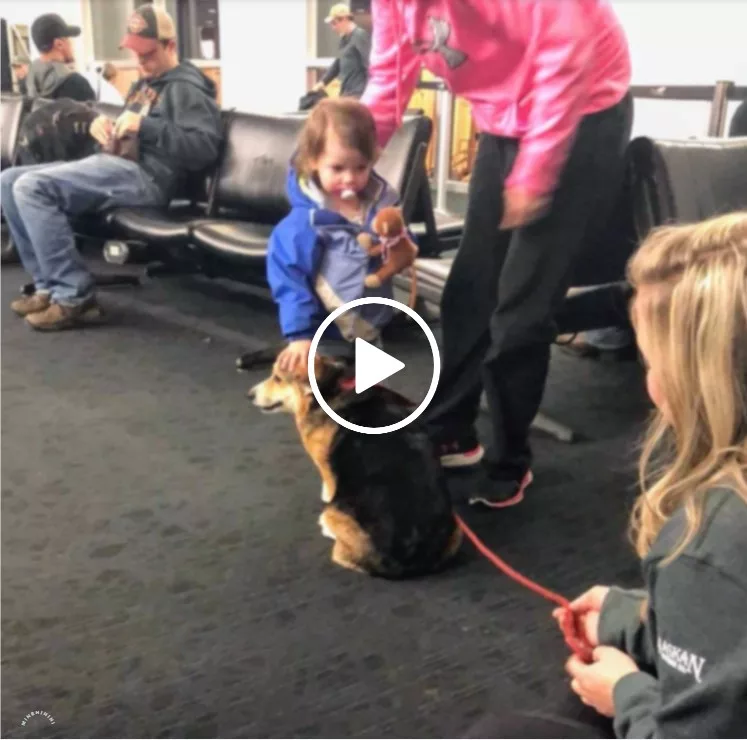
left=472, top=470, right=534, bottom=509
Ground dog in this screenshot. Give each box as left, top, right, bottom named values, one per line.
left=248, top=355, right=461, bottom=578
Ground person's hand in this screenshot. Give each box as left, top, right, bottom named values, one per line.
left=113, top=110, right=143, bottom=139
left=499, top=186, right=550, bottom=230
left=276, top=339, right=312, bottom=374
left=90, top=115, right=114, bottom=147
left=566, top=647, right=639, bottom=717
left=312, top=82, right=325, bottom=93
left=553, top=585, right=611, bottom=647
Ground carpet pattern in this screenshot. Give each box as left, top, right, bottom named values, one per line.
left=2, top=265, right=648, bottom=738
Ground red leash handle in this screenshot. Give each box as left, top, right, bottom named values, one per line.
left=455, top=514, right=594, bottom=663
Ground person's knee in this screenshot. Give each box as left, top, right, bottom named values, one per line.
left=489, top=306, right=555, bottom=356
left=12, top=170, right=51, bottom=205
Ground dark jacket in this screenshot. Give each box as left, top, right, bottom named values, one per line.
left=598, top=487, right=747, bottom=738
left=25, top=59, right=95, bottom=102
left=321, top=26, right=371, bottom=98
left=125, top=62, right=222, bottom=199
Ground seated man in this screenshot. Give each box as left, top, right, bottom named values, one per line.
left=25, top=13, right=96, bottom=101
left=1, top=4, right=223, bottom=331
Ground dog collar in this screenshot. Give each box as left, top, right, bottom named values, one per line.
left=339, top=376, right=356, bottom=391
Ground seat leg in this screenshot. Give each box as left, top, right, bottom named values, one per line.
left=479, top=393, right=576, bottom=444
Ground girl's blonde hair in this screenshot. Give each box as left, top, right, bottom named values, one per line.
left=627, top=211, right=747, bottom=560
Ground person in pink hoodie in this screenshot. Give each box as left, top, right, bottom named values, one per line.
left=361, top=0, right=633, bottom=507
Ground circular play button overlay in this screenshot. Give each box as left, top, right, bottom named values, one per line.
left=308, top=297, right=440, bottom=435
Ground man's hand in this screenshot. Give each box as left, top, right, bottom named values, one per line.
left=566, top=647, right=639, bottom=717
left=553, top=585, right=611, bottom=647
left=276, top=339, right=313, bottom=374
left=113, top=110, right=143, bottom=139
left=499, top=187, right=550, bottom=230
left=90, top=115, right=114, bottom=147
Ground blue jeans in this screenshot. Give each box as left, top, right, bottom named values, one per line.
left=1, top=154, right=165, bottom=305
left=574, top=285, right=634, bottom=350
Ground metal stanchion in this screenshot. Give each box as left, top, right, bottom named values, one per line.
left=707, top=80, right=732, bottom=137
left=435, top=86, right=453, bottom=213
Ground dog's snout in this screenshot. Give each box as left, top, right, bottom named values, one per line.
left=247, top=386, right=257, bottom=401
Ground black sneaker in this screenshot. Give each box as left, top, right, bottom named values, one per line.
left=438, top=435, right=485, bottom=469
left=468, top=469, right=533, bottom=509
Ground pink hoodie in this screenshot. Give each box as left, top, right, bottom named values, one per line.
left=361, top=0, right=631, bottom=199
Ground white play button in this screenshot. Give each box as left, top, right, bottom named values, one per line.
left=354, top=338, right=405, bottom=394
left=308, top=297, right=441, bottom=435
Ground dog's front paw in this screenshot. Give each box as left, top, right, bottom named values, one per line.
left=321, top=482, right=333, bottom=502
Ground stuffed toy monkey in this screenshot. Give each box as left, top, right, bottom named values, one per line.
left=357, top=207, right=419, bottom=289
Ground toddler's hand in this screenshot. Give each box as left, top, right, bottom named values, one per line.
left=277, top=340, right=312, bottom=374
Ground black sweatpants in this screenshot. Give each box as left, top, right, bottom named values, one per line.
left=427, top=93, right=633, bottom=478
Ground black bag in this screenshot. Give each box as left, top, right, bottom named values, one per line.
left=298, top=89, right=328, bottom=112
left=16, top=98, right=99, bottom=165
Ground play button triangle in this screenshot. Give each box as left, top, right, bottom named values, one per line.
left=355, top=338, right=405, bottom=394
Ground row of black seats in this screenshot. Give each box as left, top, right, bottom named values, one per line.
left=0, top=94, right=438, bottom=278
left=2, top=92, right=747, bottom=318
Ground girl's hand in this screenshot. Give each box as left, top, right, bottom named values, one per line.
left=552, top=585, right=610, bottom=647
left=565, top=647, right=639, bottom=717
left=277, top=340, right=312, bottom=374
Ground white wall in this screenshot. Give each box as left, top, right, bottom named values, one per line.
left=218, top=0, right=307, bottom=115
left=3, top=0, right=86, bottom=62
left=612, top=0, right=747, bottom=138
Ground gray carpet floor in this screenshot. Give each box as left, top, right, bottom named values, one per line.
left=2, top=264, right=649, bottom=738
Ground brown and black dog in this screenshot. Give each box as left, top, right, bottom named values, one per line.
left=248, top=355, right=461, bottom=578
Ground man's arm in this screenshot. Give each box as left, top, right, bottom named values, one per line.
left=54, top=73, right=97, bottom=102
left=320, top=58, right=341, bottom=86
left=138, top=83, right=222, bottom=172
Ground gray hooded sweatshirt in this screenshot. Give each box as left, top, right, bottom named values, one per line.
left=25, top=59, right=95, bottom=101
left=598, top=487, right=747, bottom=738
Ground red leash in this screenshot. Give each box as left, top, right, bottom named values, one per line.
left=454, top=514, right=594, bottom=663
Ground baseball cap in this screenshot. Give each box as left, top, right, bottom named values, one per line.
left=120, top=4, right=176, bottom=55
left=324, top=3, right=352, bottom=23
left=31, top=13, right=81, bottom=52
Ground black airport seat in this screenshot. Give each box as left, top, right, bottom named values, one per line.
left=1, top=94, right=28, bottom=169
left=628, top=135, right=747, bottom=236
left=188, top=112, right=306, bottom=268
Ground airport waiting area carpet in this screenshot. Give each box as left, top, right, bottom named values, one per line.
left=2, top=263, right=649, bottom=738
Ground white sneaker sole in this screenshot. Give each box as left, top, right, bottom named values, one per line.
left=440, top=445, right=485, bottom=468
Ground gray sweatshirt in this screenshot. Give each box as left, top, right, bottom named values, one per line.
left=321, top=26, right=371, bottom=98
left=598, top=487, right=747, bottom=738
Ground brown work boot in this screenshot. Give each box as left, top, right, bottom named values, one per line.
left=25, top=297, right=104, bottom=331
left=10, top=292, right=51, bottom=317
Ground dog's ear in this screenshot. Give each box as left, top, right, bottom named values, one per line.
left=312, top=355, right=349, bottom=398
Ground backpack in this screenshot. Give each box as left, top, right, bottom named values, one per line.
left=16, top=99, right=99, bottom=165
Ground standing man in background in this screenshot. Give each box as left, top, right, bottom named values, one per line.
left=25, top=13, right=95, bottom=101
left=313, top=4, right=371, bottom=99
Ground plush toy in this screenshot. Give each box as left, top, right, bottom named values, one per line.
left=357, top=207, right=419, bottom=291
